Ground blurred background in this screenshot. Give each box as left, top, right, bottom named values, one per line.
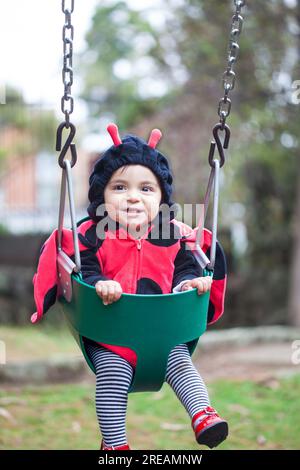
left=0, top=0, right=300, bottom=450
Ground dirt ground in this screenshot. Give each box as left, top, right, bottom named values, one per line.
left=194, top=342, right=300, bottom=383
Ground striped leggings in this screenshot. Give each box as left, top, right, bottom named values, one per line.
left=85, top=341, right=210, bottom=448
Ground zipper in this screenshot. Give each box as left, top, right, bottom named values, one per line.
left=134, top=238, right=142, bottom=291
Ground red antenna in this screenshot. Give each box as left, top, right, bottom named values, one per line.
left=148, top=129, right=162, bottom=149
left=107, top=123, right=122, bottom=146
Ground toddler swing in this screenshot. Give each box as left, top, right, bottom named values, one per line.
left=50, top=0, right=245, bottom=393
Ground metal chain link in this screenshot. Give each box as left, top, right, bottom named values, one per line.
left=61, top=0, right=75, bottom=127
left=56, top=0, right=80, bottom=274
left=198, top=1, right=246, bottom=270
left=218, top=0, right=246, bottom=128
left=56, top=0, right=77, bottom=169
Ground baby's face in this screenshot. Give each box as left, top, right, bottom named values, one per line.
left=104, top=165, right=162, bottom=231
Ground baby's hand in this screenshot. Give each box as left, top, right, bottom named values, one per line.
left=95, top=280, right=123, bottom=305
left=181, top=276, right=213, bottom=295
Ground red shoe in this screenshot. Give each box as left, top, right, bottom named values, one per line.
left=100, top=440, right=130, bottom=450
left=192, top=406, right=228, bottom=449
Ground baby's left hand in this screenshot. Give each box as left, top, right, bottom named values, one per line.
left=181, top=276, right=213, bottom=294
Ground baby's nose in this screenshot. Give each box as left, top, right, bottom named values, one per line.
left=127, top=190, right=141, bottom=201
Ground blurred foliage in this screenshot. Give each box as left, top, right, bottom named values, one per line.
left=0, top=86, right=58, bottom=166
left=78, top=0, right=300, bottom=326
left=80, top=1, right=180, bottom=128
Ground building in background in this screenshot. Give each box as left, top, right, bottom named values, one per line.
left=0, top=126, right=98, bottom=234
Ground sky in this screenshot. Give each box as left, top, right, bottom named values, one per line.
left=0, top=1, right=165, bottom=116
left=0, top=0, right=297, bottom=113
left=0, top=0, right=101, bottom=123
left=0, top=0, right=166, bottom=151
left=0, top=0, right=165, bottom=149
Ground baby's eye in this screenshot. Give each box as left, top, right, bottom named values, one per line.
left=142, top=186, right=154, bottom=192
left=113, top=184, right=126, bottom=191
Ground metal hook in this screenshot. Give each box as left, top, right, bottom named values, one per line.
left=208, top=123, right=231, bottom=168
left=56, top=122, right=77, bottom=168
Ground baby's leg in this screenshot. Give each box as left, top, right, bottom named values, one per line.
left=165, top=343, right=210, bottom=418
left=84, top=341, right=133, bottom=447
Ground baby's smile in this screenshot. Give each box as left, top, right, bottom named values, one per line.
left=125, top=207, right=144, bottom=215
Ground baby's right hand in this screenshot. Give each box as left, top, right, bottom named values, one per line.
left=95, top=280, right=123, bottom=305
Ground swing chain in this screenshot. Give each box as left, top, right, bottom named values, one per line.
left=62, top=0, right=74, bottom=14
left=217, top=0, right=246, bottom=129
left=61, top=0, right=75, bottom=128
left=197, top=1, right=246, bottom=271
left=56, top=0, right=77, bottom=169
left=56, top=0, right=81, bottom=276
left=208, top=0, right=246, bottom=169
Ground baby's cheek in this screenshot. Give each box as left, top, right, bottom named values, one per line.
left=146, top=201, right=160, bottom=221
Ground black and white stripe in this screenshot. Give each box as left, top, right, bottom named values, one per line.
left=85, top=341, right=210, bottom=447
left=85, top=342, right=134, bottom=447
left=165, top=343, right=210, bottom=417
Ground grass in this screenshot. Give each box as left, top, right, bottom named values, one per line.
left=1, top=375, right=300, bottom=450
left=0, top=324, right=77, bottom=361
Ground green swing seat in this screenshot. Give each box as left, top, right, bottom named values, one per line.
left=58, top=272, right=210, bottom=393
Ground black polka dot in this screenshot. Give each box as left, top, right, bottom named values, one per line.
left=136, top=278, right=163, bottom=294
left=205, top=241, right=227, bottom=280
left=147, top=222, right=181, bottom=247
left=78, top=224, right=104, bottom=251
left=44, top=285, right=57, bottom=313
left=207, top=300, right=215, bottom=323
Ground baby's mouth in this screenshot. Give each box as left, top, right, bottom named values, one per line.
left=125, top=208, right=144, bottom=214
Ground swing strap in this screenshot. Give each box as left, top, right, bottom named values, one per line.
left=53, top=0, right=81, bottom=305
left=57, top=159, right=81, bottom=273
left=56, top=0, right=81, bottom=282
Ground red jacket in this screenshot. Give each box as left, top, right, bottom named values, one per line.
left=32, top=217, right=227, bottom=367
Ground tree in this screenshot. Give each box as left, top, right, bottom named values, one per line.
left=79, top=1, right=176, bottom=129
left=288, top=0, right=300, bottom=326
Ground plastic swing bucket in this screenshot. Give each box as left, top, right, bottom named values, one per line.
left=58, top=274, right=209, bottom=393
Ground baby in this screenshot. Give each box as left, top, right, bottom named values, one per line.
left=81, top=124, right=228, bottom=450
